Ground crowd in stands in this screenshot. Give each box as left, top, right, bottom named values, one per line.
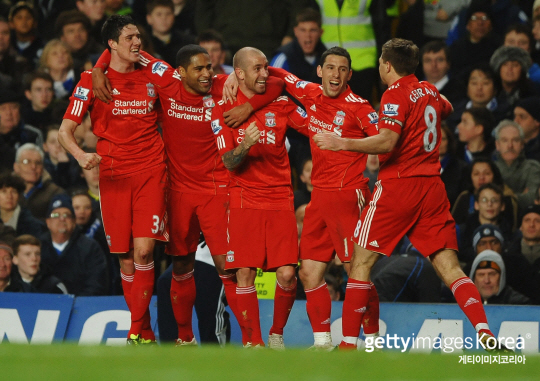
left=1, top=0, right=540, bottom=307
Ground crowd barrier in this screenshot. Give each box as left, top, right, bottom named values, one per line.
left=1, top=293, right=538, bottom=353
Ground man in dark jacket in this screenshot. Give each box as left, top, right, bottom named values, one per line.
left=471, top=249, right=530, bottom=304
left=40, top=194, right=108, bottom=295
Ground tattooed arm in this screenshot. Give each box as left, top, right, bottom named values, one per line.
left=222, top=122, right=260, bottom=170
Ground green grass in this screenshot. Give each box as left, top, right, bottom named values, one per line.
left=0, top=344, right=539, bottom=380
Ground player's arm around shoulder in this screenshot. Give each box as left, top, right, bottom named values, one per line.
left=268, top=66, right=316, bottom=102
left=284, top=97, right=309, bottom=136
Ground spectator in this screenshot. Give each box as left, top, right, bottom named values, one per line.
left=75, top=0, right=108, bottom=45
left=271, top=8, right=326, bottom=84
left=8, top=1, right=42, bottom=69
left=504, top=204, right=540, bottom=303
left=0, top=242, right=14, bottom=292
left=445, top=64, right=506, bottom=131
left=10, top=234, right=67, bottom=294
left=13, top=143, right=64, bottom=221
left=0, top=16, right=31, bottom=88
left=0, top=222, right=16, bottom=246
left=458, top=183, right=514, bottom=263
left=490, top=45, right=537, bottom=119
left=440, top=123, right=467, bottom=207
left=42, top=125, right=86, bottom=190
left=513, top=96, right=540, bottom=162
left=293, top=157, right=312, bottom=211
left=145, top=0, right=194, bottom=67
left=105, top=0, right=133, bottom=16
left=55, top=10, right=104, bottom=73
left=21, top=71, right=55, bottom=134
left=325, top=273, right=341, bottom=301
left=197, top=29, right=233, bottom=75
left=502, top=23, right=540, bottom=86
left=452, top=157, right=518, bottom=228
left=532, top=14, right=540, bottom=63
left=449, top=2, right=500, bottom=78
left=0, top=173, right=46, bottom=237
left=456, top=106, right=496, bottom=164
left=420, top=40, right=462, bottom=104
left=72, top=190, right=107, bottom=256
left=471, top=249, right=531, bottom=304
left=472, top=224, right=505, bottom=255
left=0, top=89, right=43, bottom=174
left=494, top=120, right=540, bottom=210
left=39, top=39, right=78, bottom=100
left=363, top=154, right=379, bottom=195
left=40, top=194, right=108, bottom=296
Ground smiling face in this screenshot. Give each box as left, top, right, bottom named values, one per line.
left=110, top=24, right=141, bottom=64
left=318, top=54, right=352, bottom=98
left=237, top=51, right=269, bottom=97
left=179, top=53, right=213, bottom=95
left=13, top=244, right=40, bottom=280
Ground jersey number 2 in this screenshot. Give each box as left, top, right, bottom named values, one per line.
left=423, top=105, right=437, bottom=153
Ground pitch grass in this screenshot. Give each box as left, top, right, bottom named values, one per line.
left=0, top=344, right=538, bottom=381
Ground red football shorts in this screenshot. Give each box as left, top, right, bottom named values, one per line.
left=226, top=208, right=298, bottom=271
left=300, top=187, right=369, bottom=263
left=166, top=191, right=229, bottom=256
left=355, top=176, right=458, bottom=257
left=99, top=165, right=168, bottom=253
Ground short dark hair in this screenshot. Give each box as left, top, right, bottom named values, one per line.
left=146, top=0, right=174, bottom=15
left=504, top=23, right=533, bottom=50
left=295, top=8, right=322, bottom=28
left=0, top=174, right=25, bottom=194
left=23, top=71, right=54, bottom=92
left=12, top=234, right=41, bottom=256
left=467, top=62, right=501, bottom=93
left=476, top=183, right=504, bottom=201
left=55, top=10, right=92, bottom=38
left=320, top=46, right=351, bottom=69
left=196, top=29, right=226, bottom=50
left=381, top=38, right=419, bottom=76
left=441, top=122, right=456, bottom=155
left=462, top=107, right=496, bottom=142
left=176, top=44, right=209, bottom=69
left=101, top=14, right=136, bottom=49
left=420, top=40, right=449, bottom=63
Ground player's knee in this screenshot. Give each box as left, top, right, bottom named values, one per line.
left=277, top=267, right=296, bottom=286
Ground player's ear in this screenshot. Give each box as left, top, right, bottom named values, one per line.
left=347, top=69, right=352, bottom=81
left=108, top=39, right=116, bottom=51
left=317, top=65, right=322, bottom=78
left=235, top=67, right=244, bottom=80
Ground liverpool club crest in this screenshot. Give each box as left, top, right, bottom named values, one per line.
left=265, top=112, right=276, bottom=127
left=333, top=110, right=345, bottom=126
left=147, top=83, right=156, bottom=97
left=203, top=95, right=215, bottom=108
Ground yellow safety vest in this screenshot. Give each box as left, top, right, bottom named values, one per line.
left=317, top=0, right=377, bottom=71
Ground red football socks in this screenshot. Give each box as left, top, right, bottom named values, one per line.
left=270, top=279, right=297, bottom=336
left=340, top=279, right=371, bottom=348
left=363, top=282, right=380, bottom=335
left=220, top=274, right=248, bottom=343
left=236, top=286, right=263, bottom=345
left=128, top=262, right=155, bottom=337
left=122, top=270, right=154, bottom=340
left=305, top=283, right=332, bottom=333
left=451, top=277, right=493, bottom=336
left=171, top=270, right=196, bottom=342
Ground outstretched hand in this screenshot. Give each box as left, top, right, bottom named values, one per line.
left=313, top=130, right=344, bottom=151
left=92, top=68, right=112, bottom=103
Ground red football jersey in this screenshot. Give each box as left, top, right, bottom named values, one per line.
left=125, top=51, right=283, bottom=194
left=64, top=69, right=164, bottom=179
left=269, top=67, right=379, bottom=190
left=377, top=74, right=453, bottom=180
left=212, top=92, right=307, bottom=211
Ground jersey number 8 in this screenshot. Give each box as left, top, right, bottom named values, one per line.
left=423, top=105, right=437, bottom=153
